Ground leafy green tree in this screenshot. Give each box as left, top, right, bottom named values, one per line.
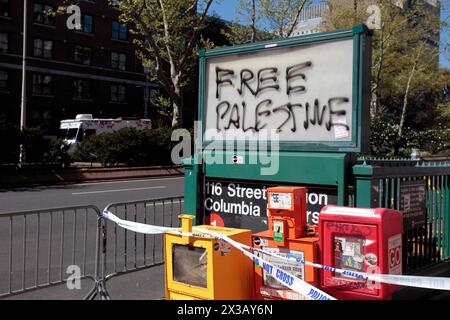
left=107, top=0, right=216, bottom=128
left=222, top=0, right=273, bottom=44
left=258, top=0, right=311, bottom=37
left=73, top=127, right=176, bottom=166
left=0, top=122, right=21, bottom=164
left=321, top=0, right=450, bottom=155
left=223, top=0, right=311, bottom=44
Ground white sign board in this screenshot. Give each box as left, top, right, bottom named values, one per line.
left=269, top=192, right=293, bottom=210
left=204, top=39, right=354, bottom=142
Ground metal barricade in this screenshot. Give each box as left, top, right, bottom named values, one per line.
left=0, top=205, right=102, bottom=299
left=96, top=196, right=184, bottom=299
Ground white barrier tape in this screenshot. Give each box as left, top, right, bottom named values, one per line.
left=190, top=226, right=335, bottom=300
left=102, top=211, right=450, bottom=292
left=102, top=210, right=177, bottom=235
left=244, top=245, right=450, bottom=291
left=102, top=211, right=335, bottom=300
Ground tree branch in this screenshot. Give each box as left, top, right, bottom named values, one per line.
left=286, top=0, right=309, bottom=37
left=399, top=45, right=424, bottom=138
left=158, top=0, right=178, bottom=78
left=251, top=0, right=256, bottom=42
left=131, top=1, right=176, bottom=100
left=179, top=0, right=213, bottom=70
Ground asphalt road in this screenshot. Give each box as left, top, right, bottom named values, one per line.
left=0, top=177, right=184, bottom=300
left=0, top=177, right=184, bottom=213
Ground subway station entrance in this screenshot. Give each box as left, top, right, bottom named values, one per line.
left=182, top=24, right=450, bottom=282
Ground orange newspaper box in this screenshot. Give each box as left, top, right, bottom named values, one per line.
left=253, top=187, right=320, bottom=300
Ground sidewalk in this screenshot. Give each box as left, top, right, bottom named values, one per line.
left=392, top=260, right=450, bottom=300
left=3, top=266, right=166, bottom=300
left=6, top=262, right=450, bottom=300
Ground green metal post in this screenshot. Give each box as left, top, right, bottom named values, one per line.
left=337, top=155, right=350, bottom=206
left=444, top=175, right=450, bottom=259
left=182, top=157, right=201, bottom=225
left=353, top=163, right=374, bottom=208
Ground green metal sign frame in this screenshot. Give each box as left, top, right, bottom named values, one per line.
left=184, top=25, right=372, bottom=227
left=197, top=24, right=372, bottom=153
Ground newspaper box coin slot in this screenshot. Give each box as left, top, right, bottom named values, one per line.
left=319, top=206, right=403, bottom=300
left=253, top=187, right=320, bottom=300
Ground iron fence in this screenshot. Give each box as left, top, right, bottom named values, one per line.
left=353, top=158, right=450, bottom=274
left=0, top=205, right=102, bottom=299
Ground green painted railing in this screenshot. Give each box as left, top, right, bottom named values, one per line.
left=353, top=158, right=450, bottom=274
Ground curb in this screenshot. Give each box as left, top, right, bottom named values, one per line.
left=0, top=165, right=184, bottom=188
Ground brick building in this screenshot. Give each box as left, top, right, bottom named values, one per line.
left=0, top=0, right=157, bottom=135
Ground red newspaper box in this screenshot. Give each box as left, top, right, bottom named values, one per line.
left=319, top=205, right=403, bottom=300
left=253, top=187, right=320, bottom=300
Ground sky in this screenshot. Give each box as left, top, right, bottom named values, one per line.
left=440, top=2, right=450, bottom=68
left=209, top=0, right=240, bottom=22
left=208, top=0, right=450, bottom=69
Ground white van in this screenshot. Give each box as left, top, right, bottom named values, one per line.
left=60, top=114, right=152, bottom=152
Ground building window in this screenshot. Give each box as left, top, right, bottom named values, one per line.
left=0, top=0, right=9, bottom=17
left=112, top=21, right=127, bottom=41
left=0, top=32, right=7, bottom=53
left=0, top=70, right=7, bottom=89
left=73, top=79, right=91, bottom=99
left=74, top=46, right=92, bottom=65
left=111, top=84, right=126, bottom=102
left=111, top=52, right=126, bottom=71
left=33, top=38, right=53, bottom=59
left=32, top=74, right=52, bottom=95
left=81, top=15, right=93, bottom=33
left=34, top=3, right=55, bottom=26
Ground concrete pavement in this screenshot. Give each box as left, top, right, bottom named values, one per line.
left=3, top=266, right=166, bottom=300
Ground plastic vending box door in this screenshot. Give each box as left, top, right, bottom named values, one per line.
left=319, top=206, right=403, bottom=300
left=322, top=221, right=379, bottom=298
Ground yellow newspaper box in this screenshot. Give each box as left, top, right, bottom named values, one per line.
left=164, top=215, right=254, bottom=300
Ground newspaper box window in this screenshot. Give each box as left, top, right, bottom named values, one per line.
left=261, top=247, right=305, bottom=290
left=172, top=245, right=207, bottom=288
left=333, top=236, right=365, bottom=277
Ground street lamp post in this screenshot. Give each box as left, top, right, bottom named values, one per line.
left=144, top=67, right=150, bottom=119
left=19, top=0, right=28, bottom=165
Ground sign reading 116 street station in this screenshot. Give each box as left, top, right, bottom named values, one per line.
left=204, top=179, right=338, bottom=232
left=200, top=26, right=371, bottom=152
